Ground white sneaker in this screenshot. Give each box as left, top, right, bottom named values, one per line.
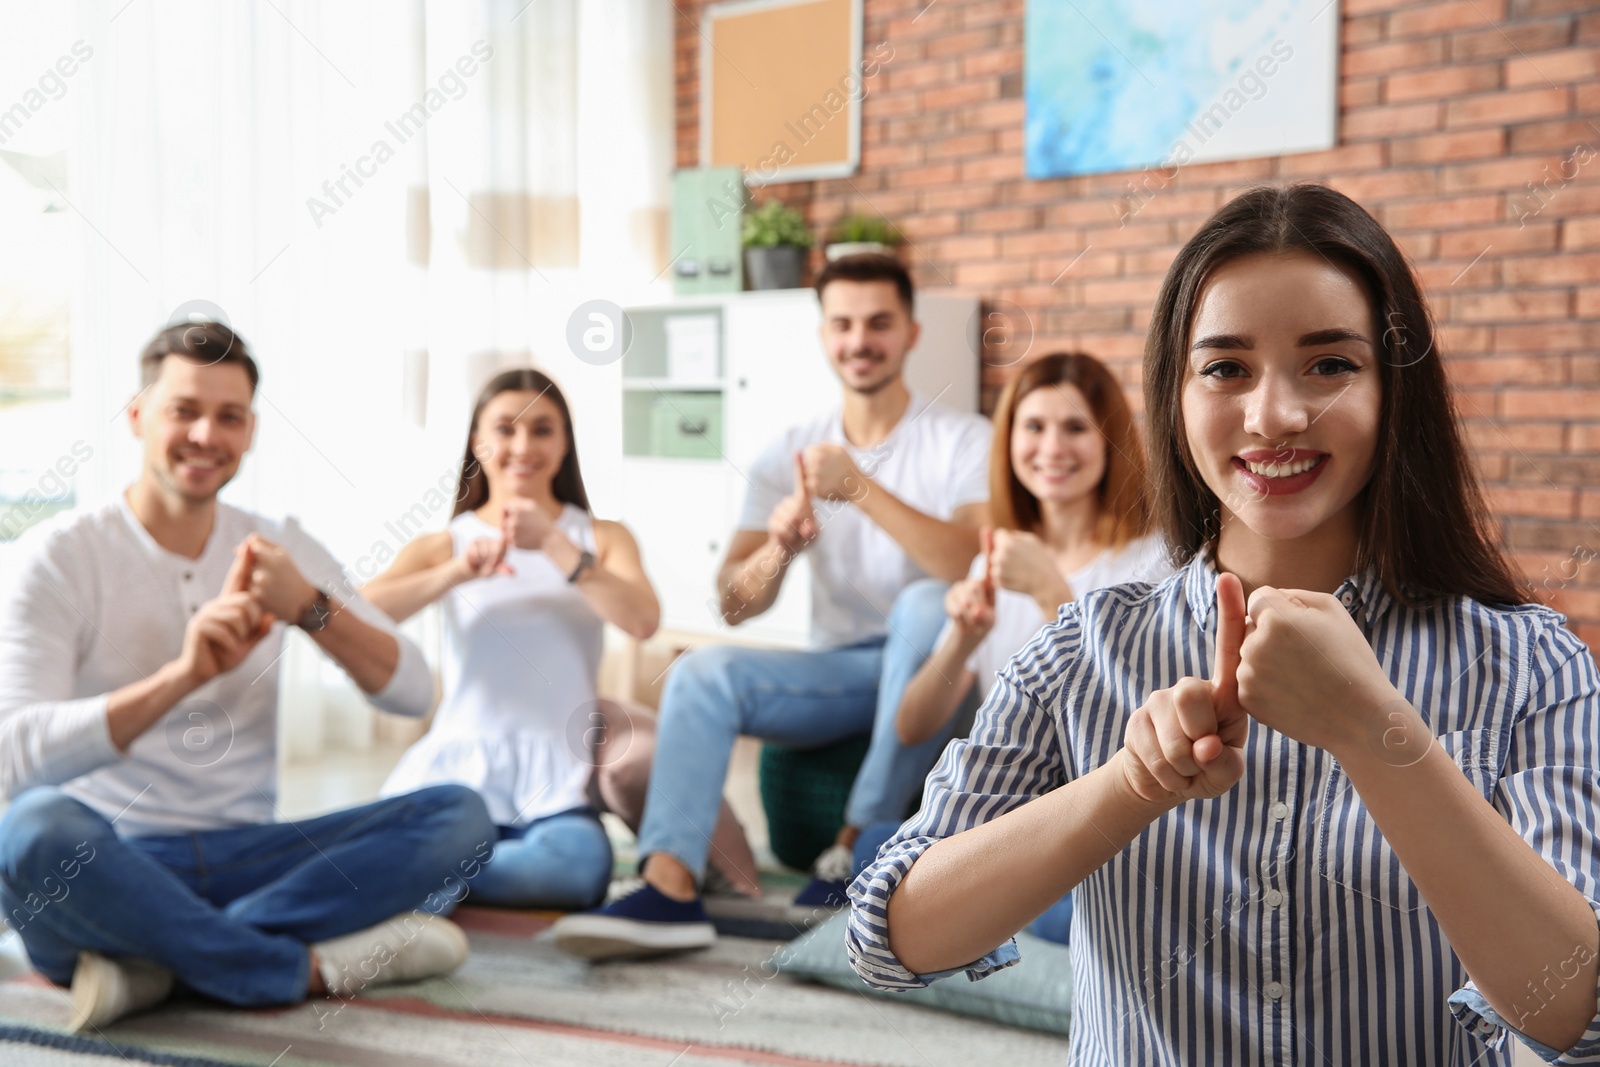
left=794, top=843, right=856, bottom=908
left=313, top=912, right=469, bottom=997
left=68, top=952, right=174, bottom=1032
left=812, top=843, right=854, bottom=884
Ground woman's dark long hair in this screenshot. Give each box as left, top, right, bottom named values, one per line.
left=452, top=368, right=591, bottom=518
left=1144, top=182, right=1528, bottom=608
left=989, top=352, right=1152, bottom=549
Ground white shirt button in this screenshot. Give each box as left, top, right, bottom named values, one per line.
left=1269, top=801, right=1289, bottom=820
left=1264, top=981, right=1284, bottom=1000
left=1265, top=889, right=1284, bottom=908
left=1339, top=590, right=1354, bottom=606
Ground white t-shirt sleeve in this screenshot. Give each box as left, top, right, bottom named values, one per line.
left=945, top=414, right=992, bottom=513
left=0, top=529, right=119, bottom=797
left=281, top=518, right=434, bottom=719
left=736, top=434, right=796, bottom=533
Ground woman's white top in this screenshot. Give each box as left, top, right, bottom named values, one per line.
left=952, top=532, right=1174, bottom=685
left=381, top=506, right=603, bottom=827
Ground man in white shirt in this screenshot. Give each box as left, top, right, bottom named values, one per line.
left=0, top=322, right=494, bottom=1031
left=554, top=255, right=990, bottom=957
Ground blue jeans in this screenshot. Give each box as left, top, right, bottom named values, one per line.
left=639, top=578, right=958, bottom=881
left=845, top=579, right=982, bottom=830
left=0, top=784, right=493, bottom=1006
left=467, top=809, right=612, bottom=910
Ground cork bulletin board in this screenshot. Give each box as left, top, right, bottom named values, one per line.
left=701, top=0, right=863, bottom=184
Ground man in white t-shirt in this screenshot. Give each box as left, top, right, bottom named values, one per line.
left=554, top=255, right=991, bottom=958
left=0, top=323, right=495, bottom=1031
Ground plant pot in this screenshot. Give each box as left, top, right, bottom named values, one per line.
left=744, top=245, right=808, bottom=290
left=825, top=241, right=893, bottom=261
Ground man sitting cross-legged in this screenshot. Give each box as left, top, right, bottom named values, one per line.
left=0, top=322, right=495, bottom=1031
left=552, top=254, right=991, bottom=959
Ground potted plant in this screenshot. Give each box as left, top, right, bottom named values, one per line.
left=741, top=200, right=814, bottom=290
left=825, top=213, right=904, bottom=261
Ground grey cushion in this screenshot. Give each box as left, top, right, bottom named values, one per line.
left=769, top=911, right=1072, bottom=1036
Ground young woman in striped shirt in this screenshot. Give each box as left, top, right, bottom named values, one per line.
left=847, top=184, right=1600, bottom=1065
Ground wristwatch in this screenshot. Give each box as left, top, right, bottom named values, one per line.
left=296, top=589, right=334, bottom=632
left=565, top=551, right=595, bottom=584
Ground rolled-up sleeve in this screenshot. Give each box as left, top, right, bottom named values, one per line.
left=1451, top=618, right=1600, bottom=1064
left=847, top=615, right=1076, bottom=990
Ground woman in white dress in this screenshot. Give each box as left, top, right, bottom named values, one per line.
left=364, top=369, right=762, bottom=908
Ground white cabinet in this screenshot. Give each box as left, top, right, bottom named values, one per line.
left=617, top=288, right=979, bottom=648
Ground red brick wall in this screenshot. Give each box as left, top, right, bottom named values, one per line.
left=674, top=0, right=1600, bottom=646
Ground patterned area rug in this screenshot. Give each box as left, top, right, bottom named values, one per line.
left=0, top=907, right=1070, bottom=1067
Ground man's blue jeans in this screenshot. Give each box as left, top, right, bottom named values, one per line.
left=639, top=579, right=964, bottom=880
left=0, top=783, right=493, bottom=1006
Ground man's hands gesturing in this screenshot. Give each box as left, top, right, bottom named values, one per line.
left=176, top=541, right=277, bottom=687
left=769, top=452, right=820, bottom=557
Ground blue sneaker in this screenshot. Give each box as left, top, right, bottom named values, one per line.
left=792, top=843, right=853, bottom=909
left=551, top=882, right=715, bottom=960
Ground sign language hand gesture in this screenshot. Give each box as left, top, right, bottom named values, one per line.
left=800, top=442, right=865, bottom=502
left=458, top=536, right=515, bottom=580
left=988, top=529, right=1055, bottom=596
left=769, top=452, right=820, bottom=556
left=178, top=541, right=276, bottom=686
left=501, top=498, right=557, bottom=552
left=1118, top=572, right=1249, bottom=807
left=945, top=526, right=997, bottom=640
left=1236, top=585, right=1398, bottom=754
left=233, top=534, right=319, bottom=622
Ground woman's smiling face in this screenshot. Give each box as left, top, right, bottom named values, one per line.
left=1180, top=250, right=1383, bottom=546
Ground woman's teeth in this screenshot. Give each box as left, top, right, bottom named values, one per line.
left=1244, top=456, right=1320, bottom=478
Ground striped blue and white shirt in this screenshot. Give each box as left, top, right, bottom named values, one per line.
left=847, top=551, right=1600, bottom=1065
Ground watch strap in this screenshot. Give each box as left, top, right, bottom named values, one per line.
left=296, top=589, right=334, bottom=632
left=565, top=551, right=595, bottom=584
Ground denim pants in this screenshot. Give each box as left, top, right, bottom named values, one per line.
left=467, top=808, right=613, bottom=910
left=639, top=578, right=962, bottom=880
left=0, top=783, right=493, bottom=1006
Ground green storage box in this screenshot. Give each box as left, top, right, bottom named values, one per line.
left=646, top=390, right=722, bottom=459
left=671, top=167, right=745, bottom=295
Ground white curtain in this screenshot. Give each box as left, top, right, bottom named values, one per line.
left=67, top=0, right=672, bottom=761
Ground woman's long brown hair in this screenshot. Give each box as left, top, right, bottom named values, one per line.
left=989, top=351, right=1152, bottom=549
left=452, top=368, right=591, bottom=518
left=1143, top=182, right=1528, bottom=608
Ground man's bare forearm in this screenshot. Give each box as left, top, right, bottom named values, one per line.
left=719, top=538, right=796, bottom=624
left=853, top=479, right=979, bottom=581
